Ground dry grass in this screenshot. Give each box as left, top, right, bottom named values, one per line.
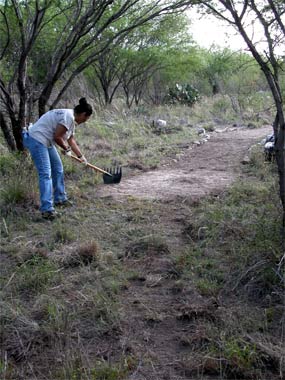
left=0, top=98, right=283, bottom=380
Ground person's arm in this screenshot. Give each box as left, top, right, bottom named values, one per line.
left=54, top=124, right=70, bottom=151
left=54, top=125, right=88, bottom=164
left=67, top=135, right=84, bottom=159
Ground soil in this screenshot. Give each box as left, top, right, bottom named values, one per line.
left=95, top=125, right=274, bottom=380
left=98, top=125, right=271, bottom=202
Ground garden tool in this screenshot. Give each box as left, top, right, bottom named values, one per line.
left=70, top=154, right=122, bottom=184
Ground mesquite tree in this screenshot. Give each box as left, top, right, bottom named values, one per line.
left=90, top=12, right=191, bottom=107
left=0, top=0, right=190, bottom=151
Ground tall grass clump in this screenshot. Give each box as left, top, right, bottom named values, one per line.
left=0, top=153, right=37, bottom=213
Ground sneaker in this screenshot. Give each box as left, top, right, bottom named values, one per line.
left=41, top=210, right=61, bottom=220
left=54, top=199, right=74, bottom=207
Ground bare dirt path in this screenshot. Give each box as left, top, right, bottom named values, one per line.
left=98, top=125, right=273, bottom=380
left=98, top=125, right=272, bottom=202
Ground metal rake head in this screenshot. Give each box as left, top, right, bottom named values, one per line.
left=103, top=167, right=122, bottom=184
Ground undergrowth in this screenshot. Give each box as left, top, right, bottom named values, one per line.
left=177, top=152, right=283, bottom=299
left=0, top=100, right=283, bottom=380
left=175, top=149, right=284, bottom=379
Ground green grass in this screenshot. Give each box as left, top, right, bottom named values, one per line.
left=8, top=254, right=60, bottom=296
left=0, top=156, right=37, bottom=208
left=0, top=98, right=283, bottom=380
left=173, top=154, right=283, bottom=380
left=76, top=107, right=197, bottom=170
left=176, top=174, right=282, bottom=297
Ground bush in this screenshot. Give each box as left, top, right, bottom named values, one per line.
left=0, top=154, right=37, bottom=210
left=165, top=83, right=200, bottom=106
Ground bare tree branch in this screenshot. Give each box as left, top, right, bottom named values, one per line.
left=0, top=4, right=10, bottom=60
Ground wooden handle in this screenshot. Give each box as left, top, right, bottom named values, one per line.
left=70, top=154, right=112, bottom=176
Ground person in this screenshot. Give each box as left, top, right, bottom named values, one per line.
left=22, top=97, right=93, bottom=220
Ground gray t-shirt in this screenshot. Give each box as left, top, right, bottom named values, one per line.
left=28, top=109, right=75, bottom=147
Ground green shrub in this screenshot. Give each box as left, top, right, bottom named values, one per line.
left=165, top=83, right=200, bottom=106
left=222, top=338, right=258, bottom=371
left=212, top=96, right=231, bottom=114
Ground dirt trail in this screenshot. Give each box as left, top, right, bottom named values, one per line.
left=99, top=125, right=272, bottom=380
left=98, top=125, right=272, bottom=202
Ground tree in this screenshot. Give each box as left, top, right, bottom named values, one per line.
left=147, top=45, right=200, bottom=104
left=88, top=12, right=194, bottom=107
left=90, top=46, right=124, bottom=106
left=0, top=0, right=191, bottom=151
left=120, top=49, right=163, bottom=107
left=200, top=47, right=238, bottom=95
left=192, top=0, right=285, bottom=226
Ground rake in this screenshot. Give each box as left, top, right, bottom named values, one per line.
left=70, top=154, right=122, bottom=184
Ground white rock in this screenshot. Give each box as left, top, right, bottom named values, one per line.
left=155, top=119, right=167, bottom=128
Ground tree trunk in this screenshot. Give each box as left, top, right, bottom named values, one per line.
left=0, top=112, right=16, bottom=151
left=11, top=120, right=25, bottom=151
left=273, top=113, right=285, bottom=227
left=212, top=82, right=220, bottom=95
left=38, top=80, right=56, bottom=116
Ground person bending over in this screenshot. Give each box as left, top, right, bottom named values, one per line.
left=23, top=97, right=93, bottom=220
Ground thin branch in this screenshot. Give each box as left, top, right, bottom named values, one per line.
left=0, top=8, right=10, bottom=60
left=267, top=0, right=285, bottom=37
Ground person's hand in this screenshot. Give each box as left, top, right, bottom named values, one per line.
left=61, top=147, right=72, bottom=156
left=78, top=155, right=88, bottom=165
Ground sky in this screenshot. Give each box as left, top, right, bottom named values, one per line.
left=188, top=8, right=284, bottom=56
left=188, top=10, right=248, bottom=51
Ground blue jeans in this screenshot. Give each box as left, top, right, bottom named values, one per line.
left=22, top=132, right=67, bottom=212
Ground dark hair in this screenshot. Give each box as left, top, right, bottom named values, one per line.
left=74, top=97, right=93, bottom=116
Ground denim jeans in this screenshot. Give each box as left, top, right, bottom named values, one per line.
left=22, top=131, right=67, bottom=212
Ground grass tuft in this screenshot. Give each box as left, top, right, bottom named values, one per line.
left=62, top=240, right=100, bottom=267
